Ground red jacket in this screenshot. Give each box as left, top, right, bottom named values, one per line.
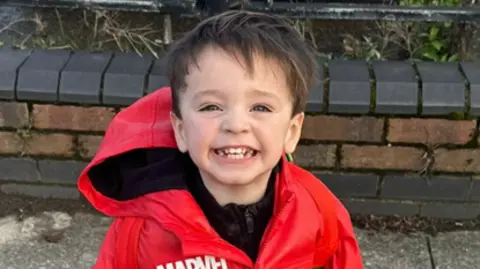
left=78, top=87, right=363, bottom=269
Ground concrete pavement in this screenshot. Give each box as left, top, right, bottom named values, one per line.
left=1, top=210, right=479, bottom=269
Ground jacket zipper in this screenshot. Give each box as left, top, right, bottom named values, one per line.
left=244, top=209, right=254, bottom=234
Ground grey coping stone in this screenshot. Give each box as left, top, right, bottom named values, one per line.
left=355, top=229, right=432, bottom=269
left=59, top=51, right=113, bottom=104
left=460, top=62, right=480, bottom=116
left=328, top=59, right=371, bottom=114
left=380, top=175, right=471, bottom=201
left=429, top=231, right=480, bottom=269
left=416, top=61, right=466, bottom=115
left=314, top=173, right=378, bottom=197
left=16, top=49, right=71, bottom=101
left=0, top=157, right=39, bottom=182
left=305, top=60, right=325, bottom=113
left=147, top=57, right=168, bottom=94
left=372, top=60, right=418, bottom=115
left=103, top=52, right=153, bottom=105
left=0, top=48, right=31, bottom=100
left=37, top=159, right=88, bottom=185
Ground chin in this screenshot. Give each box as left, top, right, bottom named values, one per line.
left=215, top=175, right=258, bottom=186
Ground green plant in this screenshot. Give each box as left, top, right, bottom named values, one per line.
left=418, top=23, right=459, bottom=62
left=339, top=0, right=464, bottom=61
left=342, top=34, right=387, bottom=60
left=400, top=0, right=461, bottom=62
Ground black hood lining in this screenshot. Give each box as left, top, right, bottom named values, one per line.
left=87, top=148, right=192, bottom=201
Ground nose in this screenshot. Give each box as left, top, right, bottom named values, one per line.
left=220, top=108, right=250, bottom=134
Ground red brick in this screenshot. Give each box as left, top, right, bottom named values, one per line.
left=388, top=118, right=475, bottom=145
left=78, top=135, right=103, bottom=159
left=0, top=131, right=23, bottom=154
left=24, top=133, right=74, bottom=156
left=292, top=144, right=336, bottom=168
left=0, top=102, right=29, bottom=128
left=302, top=115, right=384, bottom=142
left=32, top=105, right=115, bottom=131
left=341, top=145, right=424, bottom=170
left=433, top=149, right=480, bottom=173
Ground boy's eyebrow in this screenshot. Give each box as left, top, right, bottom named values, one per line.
left=192, top=89, right=224, bottom=101
left=247, top=88, right=281, bottom=102
left=192, top=88, right=281, bottom=102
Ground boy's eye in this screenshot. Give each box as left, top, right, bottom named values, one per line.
left=199, top=104, right=221, bottom=111
left=252, top=104, right=272, bottom=112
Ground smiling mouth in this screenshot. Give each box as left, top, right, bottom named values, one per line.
left=213, top=147, right=258, bottom=159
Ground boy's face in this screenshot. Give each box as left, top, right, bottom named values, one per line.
left=171, top=45, right=304, bottom=194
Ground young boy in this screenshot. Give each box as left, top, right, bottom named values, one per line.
left=78, top=10, right=363, bottom=269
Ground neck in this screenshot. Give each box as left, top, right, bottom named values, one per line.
left=199, top=170, right=273, bottom=206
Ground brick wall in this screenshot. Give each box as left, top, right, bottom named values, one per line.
left=0, top=102, right=113, bottom=199
left=1, top=48, right=480, bottom=220
left=2, top=101, right=479, bottom=220
left=295, top=116, right=480, bottom=220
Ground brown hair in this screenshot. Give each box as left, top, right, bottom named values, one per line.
left=166, top=10, right=317, bottom=118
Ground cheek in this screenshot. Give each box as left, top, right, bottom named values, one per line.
left=255, top=119, right=289, bottom=146
left=183, top=117, right=217, bottom=146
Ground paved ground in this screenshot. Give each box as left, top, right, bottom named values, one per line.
left=0, top=210, right=479, bottom=269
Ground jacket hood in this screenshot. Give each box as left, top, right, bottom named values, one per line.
left=77, top=86, right=348, bottom=267
left=78, top=86, right=292, bottom=219
left=78, top=87, right=188, bottom=217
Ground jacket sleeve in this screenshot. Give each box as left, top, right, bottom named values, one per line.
left=325, top=205, right=364, bottom=269
left=91, top=220, right=120, bottom=269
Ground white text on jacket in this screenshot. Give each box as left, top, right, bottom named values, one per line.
left=156, top=255, right=228, bottom=269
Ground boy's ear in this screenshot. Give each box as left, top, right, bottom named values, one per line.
left=170, top=111, right=188, bottom=153
left=284, top=112, right=304, bottom=154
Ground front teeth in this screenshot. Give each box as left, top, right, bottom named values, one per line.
left=225, top=148, right=246, bottom=155
left=215, top=148, right=255, bottom=159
